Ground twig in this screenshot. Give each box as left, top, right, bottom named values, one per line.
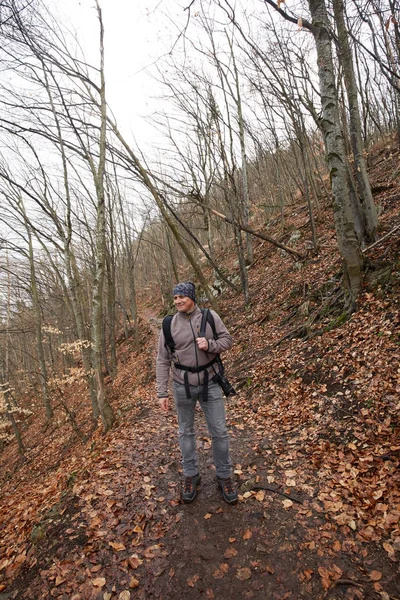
left=363, top=224, right=400, bottom=253
left=252, top=485, right=303, bottom=504
left=322, top=578, right=364, bottom=598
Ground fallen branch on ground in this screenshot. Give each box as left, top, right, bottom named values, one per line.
left=251, top=485, right=303, bottom=504
left=208, top=208, right=304, bottom=261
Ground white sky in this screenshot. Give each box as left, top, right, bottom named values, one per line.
left=54, top=0, right=191, bottom=147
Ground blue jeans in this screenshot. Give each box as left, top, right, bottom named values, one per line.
left=173, top=381, right=232, bottom=479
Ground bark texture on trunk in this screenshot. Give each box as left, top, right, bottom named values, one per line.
left=333, top=0, right=378, bottom=243
left=90, top=2, right=115, bottom=431
left=309, top=0, right=364, bottom=309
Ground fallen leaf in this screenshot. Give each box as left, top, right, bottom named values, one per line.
left=318, top=566, right=331, bottom=590
left=204, top=513, right=212, bottom=520
left=55, top=576, right=66, bottom=586
left=213, top=563, right=229, bottom=579
left=265, top=565, right=274, bottom=574
left=229, top=537, right=237, bottom=543
left=383, top=542, right=395, bottom=558
left=282, top=499, right=293, bottom=509
left=284, top=470, right=297, bottom=477
left=243, top=529, right=252, bottom=540
left=90, top=565, right=102, bottom=573
left=332, top=540, right=341, bottom=552
left=128, top=555, right=143, bottom=569
left=236, top=567, right=252, bottom=581
left=206, top=589, right=214, bottom=599
left=255, top=490, right=265, bottom=502
left=0, top=559, right=9, bottom=571
left=118, top=592, right=130, bottom=600
left=187, top=574, right=200, bottom=587
left=303, top=569, right=313, bottom=581
left=129, top=577, right=139, bottom=589
left=143, top=544, right=161, bottom=558
left=370, top=570, right=382, bottom=582
left=92, top=578, right=106, bottom=588
left=224, top=547, right=238, bottom=559
left=109, top=541, right=126, bottom=552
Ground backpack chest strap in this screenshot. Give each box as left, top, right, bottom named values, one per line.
left=173, top=356, right=219, bottom=373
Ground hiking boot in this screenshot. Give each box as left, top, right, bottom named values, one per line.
left=182, top=473, right=201, bottom=504
left=217, top=477, right=238, bottom=505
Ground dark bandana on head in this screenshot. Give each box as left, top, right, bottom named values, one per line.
left=173, top=281, right=196, bottom=302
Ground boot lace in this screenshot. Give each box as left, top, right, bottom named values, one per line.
left=222, top=478, right=234, bottom=494
left=184, top=477, right=194, bottom=493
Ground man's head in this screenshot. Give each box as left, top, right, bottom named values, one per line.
left=173, top=281, right=196, bottom=313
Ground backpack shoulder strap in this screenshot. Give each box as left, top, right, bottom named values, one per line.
left=200, top=308, right=217, bottom=340
left=162, top=315, right=175, bottom=352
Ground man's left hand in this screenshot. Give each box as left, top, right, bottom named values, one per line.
left=196, top=337, right=209, bottom=351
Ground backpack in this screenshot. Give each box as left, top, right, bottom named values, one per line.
left=162, top=308, right=223, bottom=401
left=162, top=308, right=217, bottom=353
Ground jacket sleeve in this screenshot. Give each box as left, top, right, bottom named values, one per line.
left=207, top=310, right=233, bottom=355
left=156, top=328, right=171, bottom=398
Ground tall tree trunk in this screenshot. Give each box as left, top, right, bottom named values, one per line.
left=19, top=198, right=53, bottom=420
left=308, top=0, right=364, bottom=309
left=90, top=1, right=115, bottom=431
left=333, top=0, right=378, bottom=242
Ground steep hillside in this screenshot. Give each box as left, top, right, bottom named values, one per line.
left=0, top=137, right=399, bottom=600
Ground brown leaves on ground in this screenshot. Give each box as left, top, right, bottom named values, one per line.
left=236, top=567, right=252, bottom=581
left=0, top=139, right=399, bottom=599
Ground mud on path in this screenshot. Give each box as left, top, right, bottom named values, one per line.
left=2, top=315, right=399, bottom=600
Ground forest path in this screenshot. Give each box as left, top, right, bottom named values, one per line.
left=4, top=313, right=398, bottom=600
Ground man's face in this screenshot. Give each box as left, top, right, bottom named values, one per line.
left=174, top=294, right=195, bottom=313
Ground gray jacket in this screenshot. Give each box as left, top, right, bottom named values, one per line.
left=156, top=305, right=233, bottom=398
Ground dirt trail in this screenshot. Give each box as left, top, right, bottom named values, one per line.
left=3, top=314, right=399, bottom=600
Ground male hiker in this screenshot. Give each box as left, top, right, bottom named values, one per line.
left=156, top=281, right=238, bottom=505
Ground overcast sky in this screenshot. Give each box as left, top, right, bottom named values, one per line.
left=54, top=0, right=190, bottom=147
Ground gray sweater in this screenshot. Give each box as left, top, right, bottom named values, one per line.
left=156, top=305, right=233, bottom=397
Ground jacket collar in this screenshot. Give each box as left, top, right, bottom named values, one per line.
left=176, top=304, right=200, bottom=317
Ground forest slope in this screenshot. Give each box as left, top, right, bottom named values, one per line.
left=0, top=137, right=399, bottom=599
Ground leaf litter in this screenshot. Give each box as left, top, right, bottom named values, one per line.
left=0, top=142, right=399, bottom=598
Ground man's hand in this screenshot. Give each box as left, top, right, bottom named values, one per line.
left=196, top=337, right=209, bottom=351
left=158, top=397, right=169, bottom=411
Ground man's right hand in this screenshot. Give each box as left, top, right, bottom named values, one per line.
left=158, top=397, right=169, bottom=411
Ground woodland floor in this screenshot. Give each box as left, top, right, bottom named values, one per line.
left=1, top=136, right=400, bottom=600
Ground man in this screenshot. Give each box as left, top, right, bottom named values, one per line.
left=156, top=281, right=238, bottom=505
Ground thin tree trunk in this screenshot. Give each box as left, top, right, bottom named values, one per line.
left=19, top=198, right=53, bottom=420
left=227, top=33, right=253, bottom=264
left=4, top=263, right=25, bottom=455
left=42, top=65, right=99, bottom=420
left=107, top=119, right=219, bottom=312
